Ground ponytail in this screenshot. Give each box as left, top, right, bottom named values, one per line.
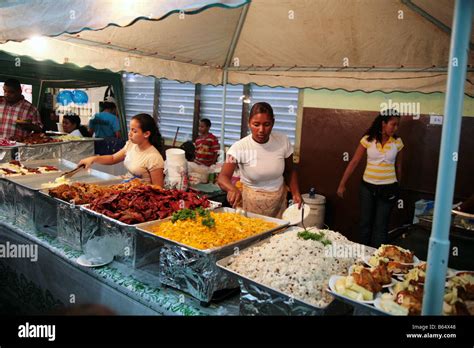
left=131, top=113, right=164, bottom=154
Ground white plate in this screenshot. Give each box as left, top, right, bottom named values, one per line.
left=282, top=203, right=310, bottom=225
left=76, top=254, right=113, bottom=268
left=373, top=297, right=408, bottom=316
left=328, top=275, right=376, bottom=304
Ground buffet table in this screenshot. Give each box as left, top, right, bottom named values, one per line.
left=1, top=159, right=470, bottom=317
left=0, top=218, right=239, bottom=316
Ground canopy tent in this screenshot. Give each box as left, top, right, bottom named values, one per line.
left=0, top=0, right=473, bottom=95
left=0, top=0, right=472, bottom=316
left=0, top=50, right=127, bottom=136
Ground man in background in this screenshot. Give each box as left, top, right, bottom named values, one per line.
left=194, top=118, right=220, bottom=166
left=0, top=78, right=42, bottom=139
left=88, top=96, right=121, bottom=139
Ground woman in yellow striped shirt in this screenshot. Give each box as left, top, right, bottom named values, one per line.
left=337, top=111, right=403, bottom=247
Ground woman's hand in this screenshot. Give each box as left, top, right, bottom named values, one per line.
left=337, top=184, right=346, bottom=198
left=292, top=192, right=303, bottom=209
left=78, top=156, right=97, bottom=169
left=227, top=187, right=242, bottom=208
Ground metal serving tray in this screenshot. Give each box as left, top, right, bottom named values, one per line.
left=136, top=207, right=289, bottom=255
left=0, top=142, right=24, bottom=163
left=78, top=200, right=221, bottom=266
left=1, top=158, right=79, bottom=179
left=216, top=236, right=337, bottom=315
left=17, top=142, right=63, bottom=161
left=6, top=166, right=119, bottom=190
left=80, top=204, right=164, bottom=269
left=35, top=178, right=124, bottom=248
left=7, top=167, right=119, bottom=235
left=135, top=207, right=289, bottom=303
left=60, top=139, right=96, bottom=163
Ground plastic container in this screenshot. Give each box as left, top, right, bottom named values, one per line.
left=302, top=192, right=326, bottom=228
left=166, top=148, right=186, bottom=163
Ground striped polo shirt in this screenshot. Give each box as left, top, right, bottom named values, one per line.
left=194, top=132, right=220, bottom=167
left=360, top=135, right=404, bottom=185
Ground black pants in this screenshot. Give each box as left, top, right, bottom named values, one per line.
left=359, top=181, right=399, bottom=247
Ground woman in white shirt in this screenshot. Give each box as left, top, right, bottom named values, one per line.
left=79, top=113, right=164, bottom=186
left=218, top=102, right=302, bottom=218
left=62, top=114, right=90, bottom=137
left=337, top=110, right=404, bottom=247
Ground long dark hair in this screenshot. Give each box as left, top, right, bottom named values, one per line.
left=131, top=113, right=164, bottom=154
left=365, top=109, right=400, bottom=143
left=250, top=102, right=275, bottom=120
left=63, top=114, right=89, bottom=137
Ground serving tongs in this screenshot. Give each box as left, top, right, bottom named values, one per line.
left=60, top=164, right=86, bottom=179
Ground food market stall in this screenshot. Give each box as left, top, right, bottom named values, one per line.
left=0, top=0, right=472, bottom=319
left=0, top=155, right=473, bottom=316
left=0, top=49, right=128, bottom=143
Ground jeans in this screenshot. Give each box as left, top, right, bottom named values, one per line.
left=359, top=181, right=399, bottom=247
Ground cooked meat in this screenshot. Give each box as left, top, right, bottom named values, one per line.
left=454, top=301, right=471, bottom=316
left=353, top=268, right=382, bottom=293
left=371, top=264, right=392, bottom=285
left=387, top=261, right=413, bottom=274
left=381, top=245, right=414, bottom=263
left=396, top=290, right=422, bottom=315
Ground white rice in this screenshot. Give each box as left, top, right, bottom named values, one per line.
left=227, top=227, right=360, bottom=307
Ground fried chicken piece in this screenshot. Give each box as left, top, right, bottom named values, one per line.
left=454, top=301, right=471, bottom=316
left=457, top=285, right=474, bottom=301
left=353, top=268, right=382, bottom=293
left=381, top=245, right=414, bottom=263
left=371, top=264, right=392, bottom=285
left=387, top=261, right=413, bottom=274
left=416, top=262, right=427, bottom=272
left=396, top=290, right=422, bottom=315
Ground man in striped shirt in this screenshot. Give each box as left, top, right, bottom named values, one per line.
left=194, top=118, right=220, bottom=167
left=0, top=79, right=42, bottom=139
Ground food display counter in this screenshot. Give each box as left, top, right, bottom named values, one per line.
left=0, top=159, right=472, bottom=316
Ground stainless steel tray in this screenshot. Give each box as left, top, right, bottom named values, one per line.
left=0, top=142, right=24, bottom=150
left=216, top=235, right=332, bottom=312
left=80, top=200, right=223, bottom=228
left=51, top=137, right=103, bottom=142
left=6, top=167, right=120, bottom=190
left=136, top=207, right=289, bottom=255
left=19, top=141, right=64, bottom=148
left=1, top=158, right=77, bottom=177
left=37, top=178, right=126, bottom=206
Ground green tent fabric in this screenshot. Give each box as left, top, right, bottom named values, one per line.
left=0, top=50, right=127, bottom=138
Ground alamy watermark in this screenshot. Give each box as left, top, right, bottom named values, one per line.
left=225, top=149, right=258, bottom=167
left=18, top=322, right=55, bottom=341
left=380, top=99, right=420, bottom=119
left=0, top=242, right=38, bottom=262
left=324, top=243, right=366, bottom=258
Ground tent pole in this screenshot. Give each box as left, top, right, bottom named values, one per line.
left=220, top=69, right=228, bottom=153
left=402, top=0, right=474, bottom=51
left=34, top=80, right=44, bottom=108
left=219, top=3, right=249, bottom=153
left=422, top=0, right=473, bottom=315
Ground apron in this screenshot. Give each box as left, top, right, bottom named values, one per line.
left=241, top=183, right=288, bottom=218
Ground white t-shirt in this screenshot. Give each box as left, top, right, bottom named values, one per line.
left=227, top=132, right=293, bottom=191
left=70, top=129, right=83, bottom=137
left=121, top=141, right=164, bottom=183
